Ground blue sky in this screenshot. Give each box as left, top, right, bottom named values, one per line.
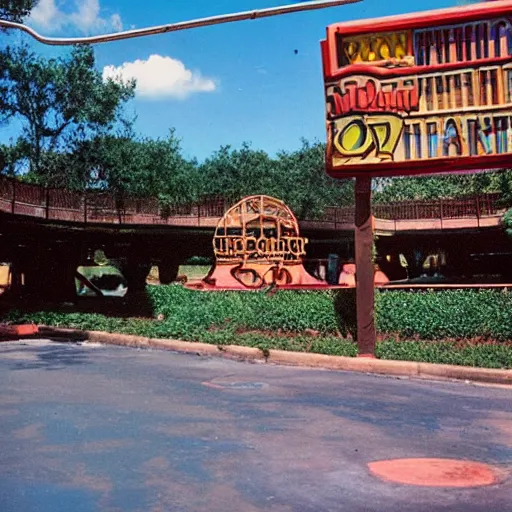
left=2, top=0, right=462, bottom=161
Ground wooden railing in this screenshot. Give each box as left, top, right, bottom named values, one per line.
left=0, top=175, right=505, bottom=227
left=372, top=195, right=502, bottom=220
left=318, top=194, right=503, bottom=228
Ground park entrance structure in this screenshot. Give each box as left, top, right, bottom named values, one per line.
left=321, top=0, right=512, bottom=356
left=186, top=195, right=325, bottom=290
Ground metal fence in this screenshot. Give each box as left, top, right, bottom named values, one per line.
left=0, top=175, right=505, bottom=226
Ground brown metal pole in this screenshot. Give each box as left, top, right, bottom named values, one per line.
left=354, top=176, right=376, bottom=357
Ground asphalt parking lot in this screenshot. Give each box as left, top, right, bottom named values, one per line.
left=0, top=339, right=511, bottom=512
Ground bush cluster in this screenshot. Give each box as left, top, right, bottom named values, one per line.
left=375, top=289, right=512, bottom=341
left=7, top=286, right=512, bottom=341
left=149, top=286, right=512, bottom=341
left=147, top=286, right=339, bottom=335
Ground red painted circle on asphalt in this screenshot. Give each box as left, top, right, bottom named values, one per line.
left=368, top=458, right=499, bottom=487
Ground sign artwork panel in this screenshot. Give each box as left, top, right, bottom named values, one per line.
left=322, top=1, right=512, bottom=177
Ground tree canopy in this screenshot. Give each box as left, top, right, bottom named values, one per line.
left=373, top=171, right=512, bottom=204
left=0, top=0, right=37, bottom=23
left=0, top=44, right=135, bottom=181
left=70, top=130, right=198, bottom=204
left=199, top=140, right=354, bottom=217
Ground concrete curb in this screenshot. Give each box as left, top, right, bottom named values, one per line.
left=82, top=331, right=265, bottom=360
left=38, top=327, right=512, bottom=386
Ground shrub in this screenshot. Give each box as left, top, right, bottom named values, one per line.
left=375, top=289, right=512, bottom=341
left=146, top=286, right=512, bottom=341
left=503, top=208, right=512, bottom=237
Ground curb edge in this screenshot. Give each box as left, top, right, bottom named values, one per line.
left=38, top=326, right=512, bottom=386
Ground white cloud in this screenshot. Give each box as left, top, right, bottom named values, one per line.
left=29, top=0, right=123, bottom=34
left=29, top=0, right=60, bottom=30
left=110, top=13, right=123, bottom=33
left=102, top=55, right=217, bottom=100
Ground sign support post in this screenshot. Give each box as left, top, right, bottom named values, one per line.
left=354, top=176, right=376, bottom=357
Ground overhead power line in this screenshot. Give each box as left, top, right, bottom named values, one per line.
left=0, top=0, right=360, bottom=46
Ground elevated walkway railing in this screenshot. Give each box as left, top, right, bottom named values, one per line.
left=0, top=175, right=505, bottom=228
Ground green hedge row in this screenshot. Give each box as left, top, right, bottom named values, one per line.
left=6, top=310, right=512, bottom=370
left=147, top=286, right=512, bottom=341
left=377, top=290, right=512, bottom=341
left=147, top=286, right=338, bottom=335
left=6, top=286, right=512, bottom=341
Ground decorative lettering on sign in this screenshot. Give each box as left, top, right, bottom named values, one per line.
left=323, top=5, right=512, bottom=176
left=193, top=195, right=325, bottom=291
left=331, top=114, right=404, bottom=162
left=414, top=18, right=512, bottom=66
left=338, top=31, right=412, bottom=67
left=213, top=196, right=308, bottom=265
left=326, top=78, right=419, bottom=117
left=214, top=236, right=307, bottom=260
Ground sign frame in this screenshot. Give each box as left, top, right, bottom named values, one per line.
left=322, top=0, right=512, bottom=178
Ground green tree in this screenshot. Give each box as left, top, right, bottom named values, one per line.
left=275, top=139, right=353, bottom=219
left=0, top=0, right=37, bottom=23
left=373, top=171, right=512, bottom=204
left=199, top=142, right=277, bottom=202
left=0, top=139, right=30, bottom=176
left=496, top=170, right=512, bottom=206
left=71, top=131, right=198, bottom=204
left=199, top=140, right=353, bottom=218
left=0, top=44, right=135, bottom=181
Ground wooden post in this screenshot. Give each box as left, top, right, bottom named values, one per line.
left=354, top=176, right=376, bottom=357
left=45, top=187, right=50, bottom=219
left=11, top=178, right=15, bottom=214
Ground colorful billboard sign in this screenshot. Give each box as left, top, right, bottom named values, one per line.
left=321, top=1, right=512, bottom=177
